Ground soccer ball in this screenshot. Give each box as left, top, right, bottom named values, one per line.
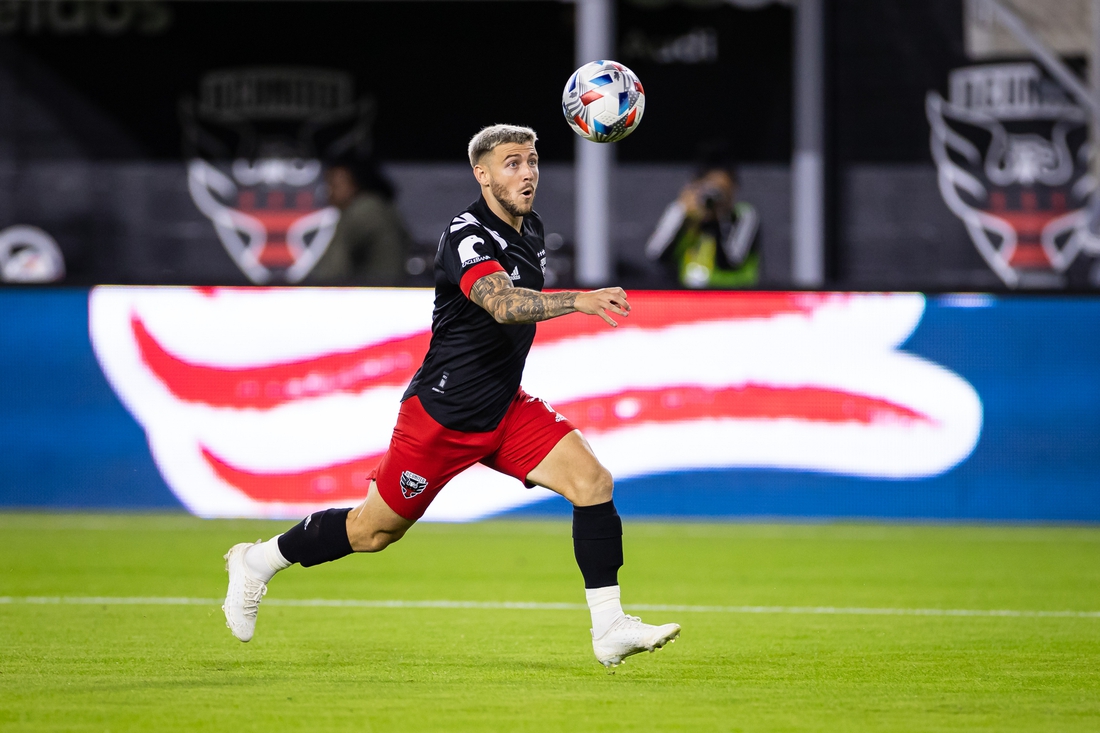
left=562, top=60, right=646, bottom=143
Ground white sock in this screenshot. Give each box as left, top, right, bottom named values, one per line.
left=244, top=535, right=292, bottom=583
left=586, top=585, right=625, bottom=638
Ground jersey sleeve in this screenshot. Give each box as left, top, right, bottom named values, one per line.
left=443, top=225, right=506, bottom=297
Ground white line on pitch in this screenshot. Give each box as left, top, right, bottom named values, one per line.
left=0, top=596, right=1098, bottom=618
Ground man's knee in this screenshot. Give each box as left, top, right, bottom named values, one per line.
left=345, top=506, right=411, bottom=553
left=571, top=464, right=614, bottom=507
left=346, top=481, right=415, bottom=553
left=353, top=526, right=407, bottom=553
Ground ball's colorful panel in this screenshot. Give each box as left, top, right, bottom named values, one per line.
left=580, top=90, right=603, bottom=106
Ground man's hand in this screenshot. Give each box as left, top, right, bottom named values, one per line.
left=575, top=287, right=630, bottom=328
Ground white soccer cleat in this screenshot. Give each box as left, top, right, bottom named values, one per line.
left=591, top=614, right=681, bottom=669
left=222, top=541, right=267, bottom=642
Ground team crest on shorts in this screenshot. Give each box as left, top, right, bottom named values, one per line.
left=399, top=470, right=429, bottom=499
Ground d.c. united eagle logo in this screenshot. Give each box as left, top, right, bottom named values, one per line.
left=180, top=67, right=374, bottom=284
left=927, top=62, right=1100, bottom=287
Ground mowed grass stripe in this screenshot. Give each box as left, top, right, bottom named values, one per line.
left=3, top=595, right=1099, bottom=618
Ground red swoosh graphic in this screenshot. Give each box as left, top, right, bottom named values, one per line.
left=136, top=292, right=833, bottom=410
left=203, top=446, right=383, bottom=504
left=559, top=384, right=930, bottom=431
left=535, top=291, right=832, bottom=341
left=133, top=314, right=430, bottom=409
left=203, top=383, right=931, bottom=504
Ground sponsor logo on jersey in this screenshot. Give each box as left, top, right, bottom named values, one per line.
left=927, top=63, right=1100, bottom=288
left=88, top=289, right=982, bottom=522
left=399, top=470, right=429, bottom=499
left=509, top=266, right=520, bottom=281
left=180, top=67, right=374, bottom=284
left=458, top=235, right=488, bottom=267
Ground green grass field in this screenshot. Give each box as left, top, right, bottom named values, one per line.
left=2, top=513, right=1098, bottom=732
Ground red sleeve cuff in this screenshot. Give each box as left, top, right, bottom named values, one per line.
left=460, top=260, right=506, bottom=298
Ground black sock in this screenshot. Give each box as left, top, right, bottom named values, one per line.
left=277, top=508, right=354, bottom=568
left=572, top=500, right=623, bottom=589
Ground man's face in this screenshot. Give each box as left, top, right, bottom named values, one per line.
left=478, top=142, right=539, bottom=219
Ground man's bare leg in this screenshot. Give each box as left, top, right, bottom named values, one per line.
left=224, top=480, right=413, bottom=642
left=527, top=430, right=680, bottom=667
left=526, top=430, right=613, bottom=506
left=346, top=480, right=416, bottom=552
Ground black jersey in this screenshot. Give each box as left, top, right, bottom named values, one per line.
left=402, top=196, right=548, bottom=432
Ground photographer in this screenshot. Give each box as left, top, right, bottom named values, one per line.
left=307, top=155, right=412, bottom=286
left=644, top=162, right=759, bottom=289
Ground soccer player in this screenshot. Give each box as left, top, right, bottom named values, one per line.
left=223, top=124, right=680, bottom=668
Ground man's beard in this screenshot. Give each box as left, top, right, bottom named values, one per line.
left=490, top=179, right=534, bottom=219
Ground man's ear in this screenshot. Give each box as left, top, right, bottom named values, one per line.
left=472, top=163, right=490, bottom=186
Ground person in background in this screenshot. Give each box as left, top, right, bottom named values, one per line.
left=644, top=156, right=760, bottom=289
left=308, top=155, right=413, bottom=285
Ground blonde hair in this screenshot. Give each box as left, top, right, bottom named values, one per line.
left=467, top=124, right=537, bottom=167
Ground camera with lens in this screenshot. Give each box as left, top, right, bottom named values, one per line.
left=698, top=185, right=725, bottom=210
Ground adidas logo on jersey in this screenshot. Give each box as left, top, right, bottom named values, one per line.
left=509, top=266, right=520, bottom=281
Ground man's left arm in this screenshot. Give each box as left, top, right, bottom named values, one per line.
left=469, top=271, right=629, bottom=328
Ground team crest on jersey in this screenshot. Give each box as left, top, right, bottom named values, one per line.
left=399, top=470, right=429, bottom=499
left=180, top=67, right=375, bottom=284
left=927, top=63, right=1100, bottom=288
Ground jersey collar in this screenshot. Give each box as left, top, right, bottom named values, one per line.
left=471, top=196, right=530, bottom=244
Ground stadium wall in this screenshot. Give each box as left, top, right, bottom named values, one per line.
left=1, top=288, right=1098, bottom=522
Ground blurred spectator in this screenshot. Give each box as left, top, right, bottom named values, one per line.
left=644, top=156, right=759, bottom=289
left=307, top=155, right=412, bottom=286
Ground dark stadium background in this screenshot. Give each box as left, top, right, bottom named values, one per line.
left=5, top=0, right=1077, bottom=288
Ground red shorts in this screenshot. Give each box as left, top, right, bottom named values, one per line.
left=370, top=388, right=577, bottom=521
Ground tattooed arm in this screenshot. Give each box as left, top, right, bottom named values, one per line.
left=469, top=271, right=631, bottom=327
